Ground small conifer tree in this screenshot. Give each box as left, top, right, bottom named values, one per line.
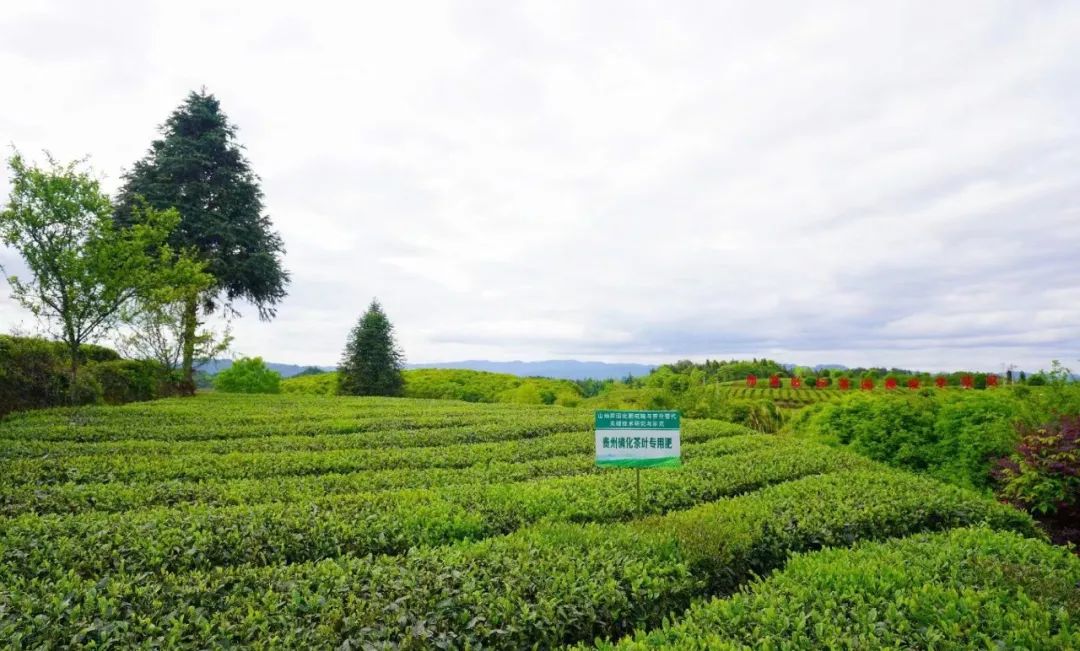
left=338, top=300, right=404, bottom=396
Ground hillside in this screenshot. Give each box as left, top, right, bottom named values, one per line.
left=1, top=393, right=1072, bottom=648
left=201, top=358, right=657, bottom=380
left=407, top=359, right=657, bottom=380
left=281, top=368, right=584, bottom=406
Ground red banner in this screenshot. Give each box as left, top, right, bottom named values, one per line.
left=746, top=374, right=757, bottom=388
left=885, top=378, right=898, bottom=390
left=769, top=374, right=780, bottom=389
left=961, top=375, right=973, bottom=389
left=791, top=377, right=802, bottom=389
left=861, top=377, right=874, bottom=390
left=816, top=377, right=828, bottom=389
left=935, top=377, right=947, bottom=389
left=987, top=374, right=998, bottom=387
left=907, top=378, right=920, bottom=389
left=839, top=377, right=850, bottom=390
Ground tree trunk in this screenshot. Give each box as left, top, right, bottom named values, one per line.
left=69, top=348, right=80, bottom=405
left=179, top=293, right=199, bottom=396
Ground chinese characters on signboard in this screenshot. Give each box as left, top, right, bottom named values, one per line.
left=595, top=410, right=681, bottom=468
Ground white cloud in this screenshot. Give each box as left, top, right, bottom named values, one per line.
left=1, top=0, right=1078, bottom=372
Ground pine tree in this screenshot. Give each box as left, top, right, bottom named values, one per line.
left=338, top=300, right=404, bottom=396
left=116, top=90, right=289, bottom=394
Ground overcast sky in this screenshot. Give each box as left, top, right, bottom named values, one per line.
left=1, top=1, right=1078, bottom=371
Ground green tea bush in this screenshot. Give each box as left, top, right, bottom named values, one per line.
left=600, top=527, right=1080, bottom=649
left=1, top=430, right=768, bottom=518
left=0, top=335, right=167, bottom=415
left=791, top=390, right=1024, bottom=489
left=280, top=370, right=338, bottom=394
left=0, top=393, right=614, bottom=442
left=88, top=359, right=170, bottom=404
left=0, top=442, right=867, bottom=578
left=212, top=356, right=281, bottom=394
left=281, top=367, right=586, bottom=406
left=0, top=470, right=1035, bottom=648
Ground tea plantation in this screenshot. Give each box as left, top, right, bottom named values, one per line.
left=0, top=393, right=1075, bottom=648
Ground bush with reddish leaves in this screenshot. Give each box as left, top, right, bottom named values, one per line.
left=994, top=415, right=1080, bottom=546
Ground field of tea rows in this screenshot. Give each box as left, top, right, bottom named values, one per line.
left=718, top=385, right=844, bottom=406
left=0, top=393, right=1074, bottom=648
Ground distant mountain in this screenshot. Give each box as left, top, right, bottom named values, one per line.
left=405, top=360, right=657, bottom=380
left=197, top=359, right=655, bottom=380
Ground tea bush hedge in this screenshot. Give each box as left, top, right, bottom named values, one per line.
left=0, top=469, right=1035, bottom=648
left=600, top=527, right=1079, bottom=649
left=0, top=335, right=168, bottom=415
left=0, top=442, right=871, bottom=578
left=789, top=389, right=1025, bottom=489
left=0, top=393, right=1047, bottom=649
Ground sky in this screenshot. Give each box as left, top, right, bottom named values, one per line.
left=1, top=0, right=1078, bottom=372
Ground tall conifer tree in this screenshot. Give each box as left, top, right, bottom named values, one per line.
left=338, top=300, right=405, bottom=396
left=116, top=90, right=288, bottom=394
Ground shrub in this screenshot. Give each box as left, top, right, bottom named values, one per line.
left=0, top=469, right=1035, bottom=648
left=792, top=390, right=1023, bottom=490
left=0, top=335, right=68, bottom=415
left=0, top=335, right=167, bottom=415
left=213, top=357, right=281, bottom=394
left=403, top=368, right=582, bottom=405
left=280, top=371, right=338, bottom=395
left=994, top=415, right=1080, bottom=516
left=0, top=441, right=867, bottom=579
left=601, top=527, right=1080, bottom=649
left=76, top=342, right=121, bottom=364
left=89, top=359, right=171, bottom=404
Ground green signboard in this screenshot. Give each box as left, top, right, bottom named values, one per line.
left=595, top=410, right=681, bottom=468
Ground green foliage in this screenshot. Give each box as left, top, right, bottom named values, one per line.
left=76, top=343, right=121, bottom=363
left=212, top=357, right=281, bottom=394
left=583, top=386, right=677, bottom=411
left=601, top=527, right=1080, bottom=649
left=0, top=421, right=756, bottom=517
left=88, top=359, right=171, bottom=404
left=0, top=460, right=1032, bottom=647
left=1035, top=361, right=1080, bottom=415
left=0, top=335, right=68, bottom=414
left=338, top=300, right=404, bottom=396
left=117, top=291, right=229, bottom=372
left=995, top=415, right=1080, bottom=516
left=115, top=90, right=289, bottom=390
left=403, top=368, right=583, bottom=405
left=1, top=153, right=200, bottom=400
left=0, top=393, right=1047, bottom=648
left=193, top=369, right=214, bottom=389
left=791, top=389, right=1027, bottom=490
left=0, top=439, right=865, bottom=578
left=675, top=386, right=785, bottom=432
left=115, top=90, right=288, bottom=318
left=0, top=335, right=168, bottom=416
left=649, top=358, right=788, bottom=384
left=280, top=370, right=338, bottom=394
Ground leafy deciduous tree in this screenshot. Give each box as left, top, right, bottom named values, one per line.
left=0, top=153, right=200, bottom=401
left=117, top=297, right=232, bottom=375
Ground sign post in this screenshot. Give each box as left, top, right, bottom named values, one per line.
left=595, top=410, right=681, bottom=515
